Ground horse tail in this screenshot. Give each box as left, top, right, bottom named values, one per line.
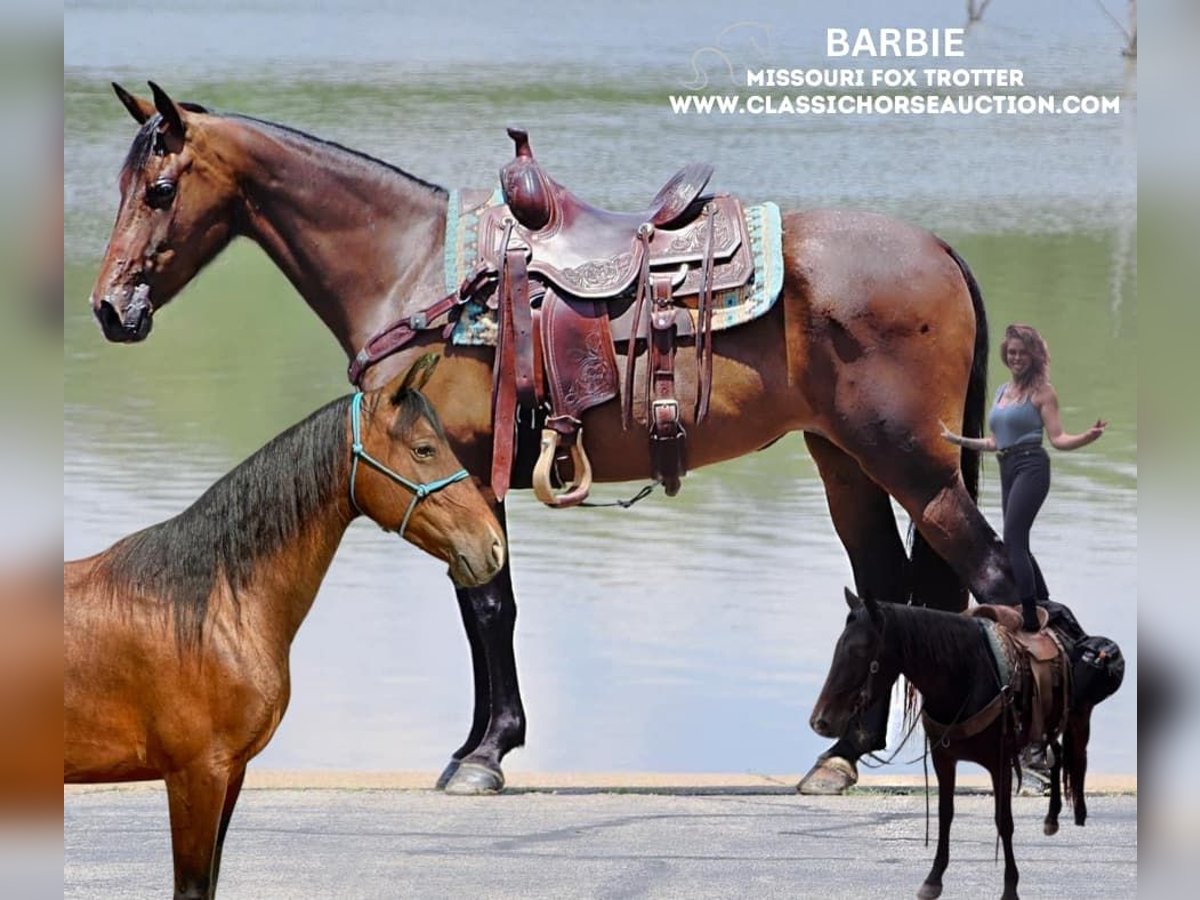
left=906, top=240, right=989, bottom=613
left=943, top=240, right=988, bottom=503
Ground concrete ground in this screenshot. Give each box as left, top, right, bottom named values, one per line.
left=65, top=772, right=1137, bottom=899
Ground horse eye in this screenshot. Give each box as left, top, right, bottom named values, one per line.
left=413, top=444, right=436, bottom=460
left=146, top=180, right=177, bottom=208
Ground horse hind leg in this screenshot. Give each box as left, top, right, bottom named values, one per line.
left=798, top=434, right=908, bottom=795
left=861, top=448, right=1016, bottom=607
left=919, top=748, right=957, bottom=899
left=164, top=764, right=232, bottom=900
left=1065, top=708, right=1092, bottom=826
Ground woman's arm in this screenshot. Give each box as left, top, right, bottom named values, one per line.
left=939, top=420, right=997, bottom=452
left=1037, top=385, right=1107, bottom=451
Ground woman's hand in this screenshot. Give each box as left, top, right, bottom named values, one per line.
left=939, top=420, right=959, bottom=445
left=1085, top=419, right=1108, bottom=445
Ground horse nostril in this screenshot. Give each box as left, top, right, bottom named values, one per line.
left=490, top=538, right=504, bottom=571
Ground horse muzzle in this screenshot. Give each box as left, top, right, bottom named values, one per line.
left=93, top=283, right=153, bottom=343
left=809, top=702, right=850, bottom=739
left=448, top=531, right=506, bottom=588
left=809, top=709, right=836, bottom=738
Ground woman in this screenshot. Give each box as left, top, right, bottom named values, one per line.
left=941, top=324, right=1107, bottom=631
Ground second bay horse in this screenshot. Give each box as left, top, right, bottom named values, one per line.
left=86, top=82, right=1019, bottom=795
left=65, top=356, right=504, bottom=899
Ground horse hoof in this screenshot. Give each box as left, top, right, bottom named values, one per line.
left=443, top=761, right=505, bottom=795
left=434, top=758, right=461, bottom=791
left=917, top=881, right=942, bottom=899
left=1043, top=819, right=1059, bottom=836
left=797, top=756, right=858, bottom=795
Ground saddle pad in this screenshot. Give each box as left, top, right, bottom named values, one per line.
left=443, top=188, right=784, bottom=347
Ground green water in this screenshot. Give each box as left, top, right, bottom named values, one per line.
left=64, top=0, right=1136, bottom=775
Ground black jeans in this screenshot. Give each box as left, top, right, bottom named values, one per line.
left=998, top=445, right=1051, bottom=607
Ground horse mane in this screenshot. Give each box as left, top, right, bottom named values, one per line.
left=98, top=395, right=351, bottom=646
left=877, top=603, right=989, bottom=735
left=228, top=113, right=448, bottom=197
left=121, top=108, right=449, bottom=201
left=99, top=388, right=446, bottom=646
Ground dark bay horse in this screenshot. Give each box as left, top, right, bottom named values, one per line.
left=87, top=82, right=1020, bottom=795
left=810, top=590, right=1092, bottom=900
left=65, top=356, right=504, bottom=900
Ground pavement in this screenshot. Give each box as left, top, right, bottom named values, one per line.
left=65, top=772, right=1138, bottom=899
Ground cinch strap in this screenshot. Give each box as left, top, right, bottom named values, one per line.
left=347, top=392, right=470, bottom=538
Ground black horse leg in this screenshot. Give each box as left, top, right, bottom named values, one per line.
left=919, top=747, right=957, bottom=899
left=439, top=502, right=526, bottom=794
left=800, top=434, right=909, bottom=793
left=994, top=758, right=1020, bottom=900
left=434, top=588, right=492, bottom=789
left=1043, top=738, right=1063, bottom=835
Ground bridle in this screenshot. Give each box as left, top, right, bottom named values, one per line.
left=347, top=392, right=470, bottom=538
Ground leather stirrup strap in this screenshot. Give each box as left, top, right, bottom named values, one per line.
left=648, top=273, right=686, bottom=495
left=490, top=225, right=519, bottom=500
left=694, top=202, right=716, bottom=422
left=509, top=249, right=536, bottom=412
left=622, top=224, right=653, bottom=429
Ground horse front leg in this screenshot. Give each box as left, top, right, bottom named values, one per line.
left=798, top=434, right=909, bottom=795
left=434, top=590, right=491, bottom=789
left=164, top=764, right=230, bottom=900
left=1043, top=738, right=1063, bottom=835
left=919, top=748, right=956, bottom=899
left=992, top=757, right=1020, bottom=900
left=441, top=502, right=526, bottom=795
left=209, top=765, right=246, bottom=889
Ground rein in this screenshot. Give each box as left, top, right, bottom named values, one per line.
left=347, top=392, right=470, bottom=538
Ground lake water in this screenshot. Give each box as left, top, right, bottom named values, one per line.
left=64, top=0, right=1136, bottom=776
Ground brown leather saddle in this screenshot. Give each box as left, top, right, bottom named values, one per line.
left=474, top=127, right=755, bottom=506
left=966, top=604, right=1070, bottom=747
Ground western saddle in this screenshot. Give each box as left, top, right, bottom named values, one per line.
left=474, top=127, right=754, bottom=506
left=347, top=127, right=757, bottom=506
left=958, top=604, right=1071, bottom=753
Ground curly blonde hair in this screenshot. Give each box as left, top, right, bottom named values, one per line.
left=1000, top=323, right=1050, bottom=392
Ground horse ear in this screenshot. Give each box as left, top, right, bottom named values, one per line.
left=398, top=353, right=441, bottom=395
left=844, top=587, right=862, bottom=610
left=148, top=81, right=186, bottom=145
left=112, top=82, right=153, bottom=125
left=862, top=594, right=884, bottom=629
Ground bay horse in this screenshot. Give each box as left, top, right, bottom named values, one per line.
left=86, top=82, right=1021, bottom=795
left=810, top=589, right=1093, bottom=900
left=64, top=356, right=504, bottom=900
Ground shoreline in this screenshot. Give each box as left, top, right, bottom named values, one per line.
left=65, top=769, right=1138, bottom=795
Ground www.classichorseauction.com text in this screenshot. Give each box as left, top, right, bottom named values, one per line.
left=671, top=27, right=1121, bottom=117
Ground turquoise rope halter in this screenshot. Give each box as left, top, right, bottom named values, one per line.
left=348, top=392, right=470, bottom=538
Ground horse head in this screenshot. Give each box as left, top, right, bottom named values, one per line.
left=356, top=355, right=505, bottom=588
left=90, top=82, right=236, bottom=343
left=809, top=587, right=896, bottom=739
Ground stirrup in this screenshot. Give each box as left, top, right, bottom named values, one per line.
left=532, top=427, right=593, bottom=508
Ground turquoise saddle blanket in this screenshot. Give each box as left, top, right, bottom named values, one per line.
left=443, top=188, right=785, bottom=346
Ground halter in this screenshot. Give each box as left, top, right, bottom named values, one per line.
left=347, top=392, right=470, bottom=538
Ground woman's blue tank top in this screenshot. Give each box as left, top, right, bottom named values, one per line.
left=989, top=385, right=1043, bottom=450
